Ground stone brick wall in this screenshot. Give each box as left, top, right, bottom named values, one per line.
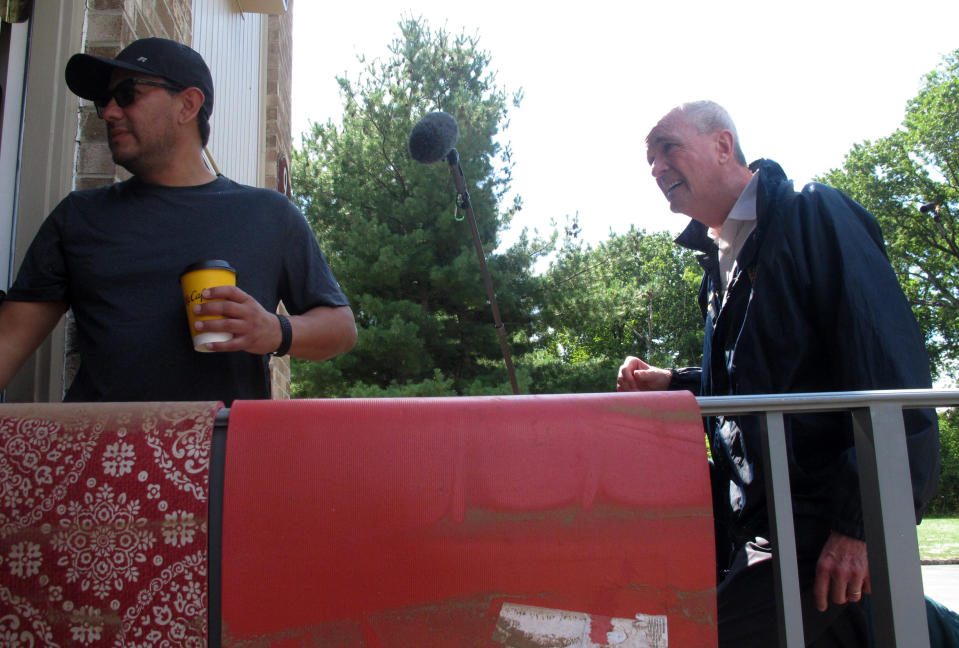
left=267, top=1, right=295, bottom=399
left=269, top=305, right=291, bottom=400
left=264, top=1, right=293, bottom=195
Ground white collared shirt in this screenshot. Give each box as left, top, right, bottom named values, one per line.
left=707, top=172, right=759, bottom=292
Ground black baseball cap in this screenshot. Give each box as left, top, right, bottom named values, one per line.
left=65, top=37, right=214, bottom=118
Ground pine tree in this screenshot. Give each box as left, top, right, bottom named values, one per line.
left=291, top=17, right=544, bottom=397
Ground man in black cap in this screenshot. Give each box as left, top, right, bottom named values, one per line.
left=0, top=38, right=356, bottom=403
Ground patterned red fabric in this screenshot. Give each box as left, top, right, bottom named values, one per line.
left=0, top=402, right=220, bottom=648
left=222, top=392, right=716, bottom=647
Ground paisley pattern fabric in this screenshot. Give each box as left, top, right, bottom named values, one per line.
left=0, top=402, right=219, bottom=647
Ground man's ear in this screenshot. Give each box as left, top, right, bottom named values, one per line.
left=714, top=129, right=736, bottom=164
left=176, top=87, right=205, bottom=126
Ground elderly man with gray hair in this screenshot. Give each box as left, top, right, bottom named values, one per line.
left=617, top=100, right=941, bottom=646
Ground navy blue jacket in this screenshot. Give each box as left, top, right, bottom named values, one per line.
left=670, top=159, right=940, bottom=546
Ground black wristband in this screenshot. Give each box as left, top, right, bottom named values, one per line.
left=271, top=313, right=292, bottom=357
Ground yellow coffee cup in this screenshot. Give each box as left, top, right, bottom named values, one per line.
left=180, top=260, right=236, bottom=352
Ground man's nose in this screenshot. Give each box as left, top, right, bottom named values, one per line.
left=650, top=156, right=667, bottom=178
left=99, top=97, right=123, bottom=120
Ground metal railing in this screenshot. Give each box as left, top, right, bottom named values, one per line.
left=207, top=389, right=956, bottom=647
left=697, top=389, right=959, bottom=648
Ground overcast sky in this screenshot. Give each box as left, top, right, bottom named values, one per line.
left=291, top=1, right=959, bottom=245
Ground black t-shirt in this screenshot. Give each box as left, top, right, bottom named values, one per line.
left=7, top=176, right=348, bottom=403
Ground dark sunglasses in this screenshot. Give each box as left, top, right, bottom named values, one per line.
left=94, top=78, right=184, bottom=118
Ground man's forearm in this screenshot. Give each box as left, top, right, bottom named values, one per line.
left=0, top=300, right=67, bottom=390
left=288, top=305, right=357, bottom=362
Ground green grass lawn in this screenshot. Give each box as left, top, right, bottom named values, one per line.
left=917, top=518, right=959, bottom=562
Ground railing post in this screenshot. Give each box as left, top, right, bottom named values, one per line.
left=759, top=411, right=806, bottom=648
left=851, top=404, right=930, bottom=648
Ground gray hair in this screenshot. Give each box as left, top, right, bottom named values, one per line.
left=665, top=100, right=748, bottom=166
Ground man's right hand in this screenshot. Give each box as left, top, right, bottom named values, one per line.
left=616, top=356, right=672, bottom=392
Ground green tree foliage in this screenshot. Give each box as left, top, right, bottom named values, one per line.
left=290, top=17, right=546, bottom=397
left=526, top=225, right=703, bottom=393
left=928, top=408, right=959, bottom=516
left=819, top=49, right=959, bottom=376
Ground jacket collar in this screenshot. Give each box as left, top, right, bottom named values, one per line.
left=674, top=158, right=788, bottom=254
left=750, top=158, right=788, bottom=225
left=674, top=218, right=714, bottom=254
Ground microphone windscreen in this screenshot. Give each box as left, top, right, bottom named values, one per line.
left=408, top=111, right=459, bottom=163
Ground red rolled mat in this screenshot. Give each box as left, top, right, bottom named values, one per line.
left=0, top=402, right=221, bottom=647
left=222, top=392, right=716, bottom=647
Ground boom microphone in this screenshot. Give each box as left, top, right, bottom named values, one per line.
left=408, top=111, right=459, bottom=163
left=405, top=108, right=520, bottom=394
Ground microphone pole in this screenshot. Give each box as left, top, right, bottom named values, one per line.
left=446, top=148, right=520, bottom=395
